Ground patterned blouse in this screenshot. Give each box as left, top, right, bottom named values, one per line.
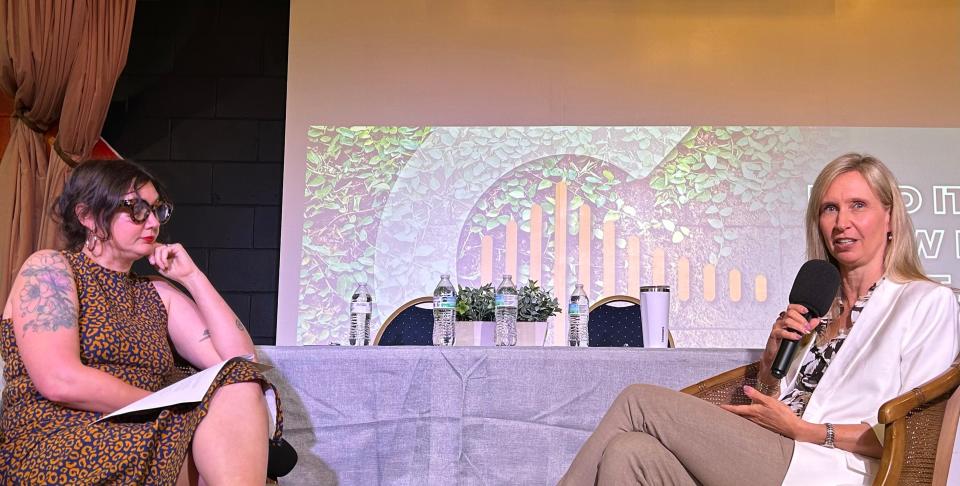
left=780, top=280, right=881, bottom=416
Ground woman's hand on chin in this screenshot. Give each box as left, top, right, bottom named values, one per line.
left=148, top=243, right=200, bottom=284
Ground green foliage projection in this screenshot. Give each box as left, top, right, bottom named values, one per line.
left=299, top=125, right=826, bottom=344
left=647, top=126, right=823, bottom=264
left=299, top=126, right=431, bottom=343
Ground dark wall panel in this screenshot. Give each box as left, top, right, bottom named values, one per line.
left=106, top=0, right=289, bottom=344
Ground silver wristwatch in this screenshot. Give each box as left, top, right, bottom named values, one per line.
left=823, top=423, right=836, bottom=449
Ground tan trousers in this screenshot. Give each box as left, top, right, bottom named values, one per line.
left=558, top=384, right=794, bottom=486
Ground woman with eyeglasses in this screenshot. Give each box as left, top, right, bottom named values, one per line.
left=0, top=159, right=280, bottom=484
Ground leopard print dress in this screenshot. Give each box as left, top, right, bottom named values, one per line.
left=0, top=251, right=275, bottom=485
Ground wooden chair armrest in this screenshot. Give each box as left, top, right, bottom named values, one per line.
left=873, top=361, right=960, bottom=486
left=878, top=363, right=960, bottom=426
left=681, top=361, right=760, bottom=406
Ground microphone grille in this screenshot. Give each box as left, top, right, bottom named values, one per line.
left=788, top=260, right=841, bottom=318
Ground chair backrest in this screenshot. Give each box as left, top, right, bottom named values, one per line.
left=587, top=295, right=675, bottom=347
left=374, top=296, right=434, bottom=346
left=931, top=386, right=960, bottom=485
left=588, top=295, right=644, bottom=347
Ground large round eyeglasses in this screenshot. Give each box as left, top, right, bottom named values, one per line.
left=118, top=198, right=173, bottom=224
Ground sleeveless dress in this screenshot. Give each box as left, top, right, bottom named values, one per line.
left=0, top=251, right=282, bottom=485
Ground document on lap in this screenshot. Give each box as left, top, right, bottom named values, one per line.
left=95, top=357, right=272, bottom=423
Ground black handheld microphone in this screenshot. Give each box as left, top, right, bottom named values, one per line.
left=770, top=260, right=841, bottom=379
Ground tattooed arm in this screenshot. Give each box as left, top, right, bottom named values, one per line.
left=9, top=250, right=151, bottom=412
left=149, top=244, right=255, bottom=368
left=153, top=278, right=230, bottom=369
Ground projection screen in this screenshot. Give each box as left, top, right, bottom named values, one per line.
left=278, top=1, right=960, bottom=346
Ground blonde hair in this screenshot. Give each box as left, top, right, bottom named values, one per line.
left=805, top=153, right=931, bottom=284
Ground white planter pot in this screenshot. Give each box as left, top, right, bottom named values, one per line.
left=454, top=319, right=552, bottom=346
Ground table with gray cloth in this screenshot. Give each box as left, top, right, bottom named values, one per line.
left=256, top=346, right=762, bottom=486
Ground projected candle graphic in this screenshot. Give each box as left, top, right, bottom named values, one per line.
left=468, top=177, right=776, bottom=345
left=474, top=196, right=772, bottom=304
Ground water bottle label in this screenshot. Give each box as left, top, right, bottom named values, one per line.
left=568, top=303, right=588, bottom=315
left=350, top=302, right=371, bottom=314
left=435, top=296, right=457, bottom=308
left=495, top=294, right=518, bottom=307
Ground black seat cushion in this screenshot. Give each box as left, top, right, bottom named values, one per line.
left=588, top=303, right=643, bottom=347
left=378, top=305, right=434, bottom=345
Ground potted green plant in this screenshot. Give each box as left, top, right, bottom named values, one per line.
left=455, top=283, right=495, bottom=322
left=516, top=280, right=562, bottom=322
left=455, top=280, right=561, bottom=345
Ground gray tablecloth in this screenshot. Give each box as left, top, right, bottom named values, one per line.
left=258, top=346, right=762, bottom=486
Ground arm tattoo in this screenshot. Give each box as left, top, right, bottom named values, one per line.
left=235, top=317, right=247, bottom=332
left=18, top=253, right=77, bottom=333
left=199, top=329, right=211, bottom=342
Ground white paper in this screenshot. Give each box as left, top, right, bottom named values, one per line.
left=96, top=357, right=272, bottom=423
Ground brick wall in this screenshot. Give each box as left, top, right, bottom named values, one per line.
left=103, top=0, right=289, bottom=344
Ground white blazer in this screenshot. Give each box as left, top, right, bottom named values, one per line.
left=779, top=279, right=960, bottom=486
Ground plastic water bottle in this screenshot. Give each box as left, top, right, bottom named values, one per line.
left=494, top=274, right=519, bottom=346
left=349, top=283, right=373, bottom=346
left=432, top=275, right=457, bottom=346
left=568, top=283, right=589, bottom=347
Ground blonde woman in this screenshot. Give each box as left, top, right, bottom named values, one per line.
left=559, top=153, right=959, bottom=486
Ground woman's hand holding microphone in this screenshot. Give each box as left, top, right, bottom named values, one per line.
left=759, top=304, right=820, bottom=375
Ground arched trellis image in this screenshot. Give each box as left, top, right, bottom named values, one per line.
left=299, top=126, right=833, bottom=346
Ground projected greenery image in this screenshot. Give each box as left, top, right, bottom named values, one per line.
left=299, top=125, right=830, bottom=345
left=299, top=126, right=431, bottom=343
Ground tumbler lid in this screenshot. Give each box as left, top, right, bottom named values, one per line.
left=640, top=285, right=670, bottom=292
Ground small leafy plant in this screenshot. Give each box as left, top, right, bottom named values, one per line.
left=455, top=280, right=561, bottom=322
left=455, top=284, right=495, bottom=321
left=517, top=280, right=562, bottom=322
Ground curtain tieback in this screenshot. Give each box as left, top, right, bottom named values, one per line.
left=11, top=109, right=50, bottom=134
left=52, top=139, right=82, bottom=169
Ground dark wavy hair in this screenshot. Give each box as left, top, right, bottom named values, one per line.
left=54, top=159, right=170, bottom=251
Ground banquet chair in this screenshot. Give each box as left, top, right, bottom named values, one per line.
left=587, top=295, right=675, bottom=347
left=681, top=357, right=960, bottom=486
left=374, top=296, right=434, bottom=345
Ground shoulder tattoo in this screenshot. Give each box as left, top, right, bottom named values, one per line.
left=18, top=252, right=77, bottom=333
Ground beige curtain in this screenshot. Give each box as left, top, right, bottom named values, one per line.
left=0, top=0, right=135, bottom=306
left=38, top=1, right=136, bottom=250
